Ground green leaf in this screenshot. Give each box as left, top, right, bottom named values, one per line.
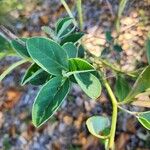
left=56, top=17, right=73, bottom=33
left=11, top=38, right=30, bottom=58
left=86, top=116, right=110, bottom=139
left=146, top=38, right=150, bottom=65
left=78, top=44, right=85, bottom=58
left=124, top=66, right=150, bottom=103
left=74, top=72, right=101, bottom=99
left=138, top=111, right=150, bottom=130
left=60, top=33, right=84, bottom=45
left=62, top=42, right=78, bottom=58
left=105, top=31, right=113, bottom=42
left=26, top=37, right=69, bottom=76
left=0, top=34, right=12, bottom=52
left=21, top=63, right=49, bottom=85
left=0, top=59, right=28, bottom=82
left=101, top=47, right=110, bottom=58
left=113, top=44, right=123, bottom=52
left=118, top=0, right=128, bottom=17
left=32, top=77, right=70, bottom=127
left=41, top=26, right=57, bottom=40
left=57, top=18, right=74, bottom=38
left=115, top=75, right=130, bottom=102
left=68, top=58, right=95, bottom=76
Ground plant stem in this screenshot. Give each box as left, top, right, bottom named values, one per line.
left=60, top=0, right=78, bottom=26
left=0, top=59, right=28, bottom=81
left=99, top=58, right=136, bottom=78
left=86, top=51, right=136, bottom=78
left=102, top=78, right=118, bottom=150
left=117, top=105, right=137, bottom=116
left=116, top=0, right=128, bottom=33
left=76, top=0, right=83, bottom=30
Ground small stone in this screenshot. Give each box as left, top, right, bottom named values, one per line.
left=132, top=12, right=138, bottom=18
left=130, top=30, right=138, bottom=36
left=124, top=33, right=133, bottom=40
left=81, top=137, right=87, bottom=145
left=75, top=97, right=83, bottom=106
left=74, top=120, right=81, bottom=129
left=122, top=44, right=130, bottom=51
left=95, top=38, right=106, bottom=45
left=123, top=17, right=133, bottom=25
left=84, top=101, right=91, bottom=112
left=72, top=84, right=82, bottom=95
left=19, top=134, right=28, bottom=145
left=125, top=49, right=133, bottom=56
left=0, top=112, right=4, bottom=128
left=58, top=123, right=66, bottom=133
left=63, top=115, right=73, bottom=125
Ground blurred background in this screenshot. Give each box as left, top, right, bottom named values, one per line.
left=0, top=0, right=150, bottom=150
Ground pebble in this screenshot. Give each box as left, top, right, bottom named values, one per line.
left=19, top=135, right=28, bottom=145
left=124, top=33, right=133, bottom=40
left=72, top=84, right=82, bottom=95
left=84, top=101, right=91, bottom=112
left=58, top=123, right=66, bottom=133
left=63, top=116, right=73, bottom=125
left=122, top=17, right=133, bottom=25
left=75, top=97, right=83, bottom=106
left=0, top=112, right=4, bottom=128
left=125, top=49, right=133, bottom=56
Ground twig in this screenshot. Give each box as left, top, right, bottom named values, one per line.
left=60, top=0, right=78, bottom=26
left=0, top=25, right=25, bottom=46
left=117, top=105, right=137, bottom=116
left=105, top=0, right=115, bottom=18
left=76, top=0, right=83, bottom=30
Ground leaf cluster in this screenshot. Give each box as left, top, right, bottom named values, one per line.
left=0, top=17, right=150, bottom=149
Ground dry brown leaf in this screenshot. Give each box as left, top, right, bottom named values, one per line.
left=0, top=88, right=22, bottom=111
left=131, top=90, right=150, bottom=108
left=131, top=100, right=150, bottom=108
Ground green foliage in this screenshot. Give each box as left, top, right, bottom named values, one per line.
left=105, top=31, right=113, bottom=42
left=86, top=116, right=110, bottom=139
left=68, top=58, right=95, bottom=74
left=0, top=14, right=150, bottom=150
left=32, top=77, right=70, bottom=127
left=77, top=45, right=85, bottom=58
left=41, top=26, right=57, bottom=40
left=60, top=33, right=84, bottom=45
left=146, top=38, right=150, bottom=65
left=116, top=0, right=128, bottom=32
left=21, top=63, right=49, bottom=86
left=0, top=34, right=14, bottom=59
left=113, top=44, right=123, bottom=52
left=62, top=42, right=78, bottom=58
left=56, top=17, right=75, bottom=38
left=26, top=37, right=69, bottom=75
left=123, top=66, right=150, bottom=103
left=138, top=111, right=150, bottom=130
left=42, top=17, right=83, bottom=45
left=0, top=59, right=27, bottom=82
left=75, top=72, right=101, bottom=100
left=115, top=75, right=130, bottom=102
left=0, top=34, right=12, bottom=52
left=11, top=38, right=30, bottom=58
